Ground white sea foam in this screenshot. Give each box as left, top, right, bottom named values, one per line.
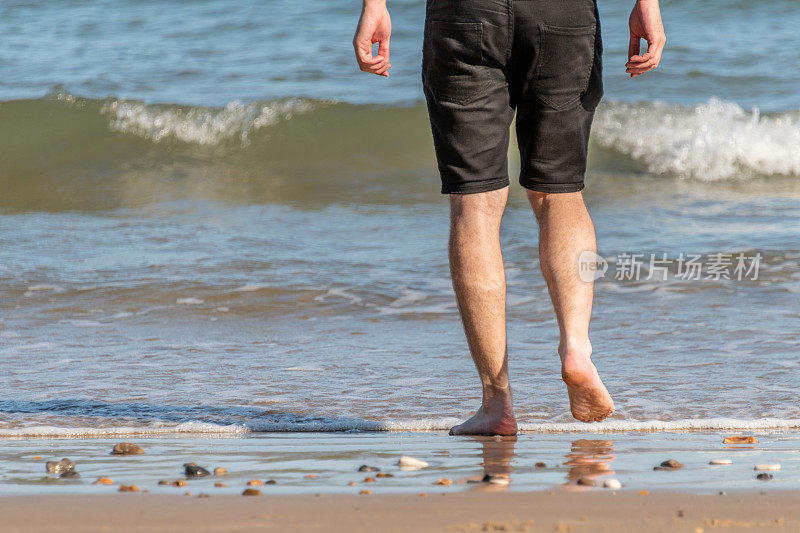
left=2, top=418, right=798, bottom=438
left=102, top=98, right=314, bottom=146
left=24, top=284, right=65, bottom=297
left=232, top=284, right=271, bottom=292
left=176, top=297, right=203, bottom=305
left=593, top=98, right=800, bottom=180
left=0, top=422, right=246, bottom=438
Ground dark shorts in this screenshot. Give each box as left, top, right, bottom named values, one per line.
left=422, top=0, right=603, bottom=194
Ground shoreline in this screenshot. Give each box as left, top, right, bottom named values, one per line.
left=0, top=431, right=798, bottom=497
left=0, top=491, right=796, bottom=532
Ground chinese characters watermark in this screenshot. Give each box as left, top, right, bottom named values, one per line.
left=578, top=251, right=762, bottom=283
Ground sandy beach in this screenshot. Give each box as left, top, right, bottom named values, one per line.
left=0, top=491, right=797, bottom=532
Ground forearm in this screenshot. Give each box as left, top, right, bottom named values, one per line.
left=363, top=0, right=385, bottom=6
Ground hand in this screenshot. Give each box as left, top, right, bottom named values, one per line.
left=353, top=0, right=392, bottom=77
left=626, top=0, right=666, bottom=78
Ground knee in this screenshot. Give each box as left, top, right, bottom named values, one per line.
left=450, top=187, right=508, bottom=224
left=527, top=190, right=583, bottom=221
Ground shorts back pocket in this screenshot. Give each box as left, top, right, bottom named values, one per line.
left=422, top=20, right=489, bottom=106
left=532, top=24, right=596, bottom=110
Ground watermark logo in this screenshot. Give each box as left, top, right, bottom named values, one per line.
left=578, top=250, right=608, bottom=282
left=577, top=251, right=762, bottom=282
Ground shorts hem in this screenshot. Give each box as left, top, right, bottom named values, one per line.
left=519, top=178, right=585, bottom=194
left=441, top=177, right=510, bottom=195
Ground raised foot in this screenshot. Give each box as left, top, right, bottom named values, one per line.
left=562, top=355, right=615, bottom=423
left=449, top=391, right=517, bottom=436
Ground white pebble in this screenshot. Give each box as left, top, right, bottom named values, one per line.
left=488, top=476, right=509, bottom=486
left=754, top=464, right=781, bottom=471
left=397, top=456, right=429, bottom=469
left=709, top=459, right=732, bottom=465
left=603, top=478, right=622, bottom=489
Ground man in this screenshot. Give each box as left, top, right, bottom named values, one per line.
left=354, top=0, right=665, bottom=435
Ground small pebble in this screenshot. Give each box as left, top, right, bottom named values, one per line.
left=304, top=474, right=319, bottom=479
left=534, top=462, right=546, bottom=468
left=358, top=465, right=379, bottom=472
left=197, top=493, right=210, bottom=498
left=677, top=510, right=685, bottom=518
left=45, top=458, right=75, bottom=474
left=756, top=473, right=773, bottom=481
left=348, top=481, right=357, bottom=486
left=576, top=477, right=596, bottom=487
left=482, top=474, right=509, bottom=486
left=214, top=482, right=227, bottom=488
left=434, top=478, right=452, bottom=486
left=213, top=467, right=227, bottom=476
left=32, top=456, right=43, bottom=461
left=118, top=484, right=139, bottom=492
left=93, top=477, right=113, bottom=485
left=184, top=464, right=210, bottom=477
left=397, top=456, right=429, bottom=469
left=654, top=459, right=684, bottom=470
left=419, top=492, right=427, bottom=497
left=709, top=459, right=732, bottom=465
left=247, top=480, right=263, bottom=486
left=375, top=472, right=393, bottom=478
left=111, top=443, right=144, bottom=455
left=157, top=480, right=171, bottom=486
left=603, top=479, right=622, bottom=489
left=360, top=489, right=372, bottom=495
left=172, top=480, right=187, bottom=487
left=719, top=491, right=726, bottom=496
left=363, top=477, right=376, bottom=483
left=723, top=436, right=758, bottom=444
left=242, top=488, right=261, bottom=496
left=754, top=464, right=781, bottom=471
left=639, top=490, right=650, bottom=496
left=264, top=480, right=277, bottom=485
left=184, top=492, right=191, bottom=496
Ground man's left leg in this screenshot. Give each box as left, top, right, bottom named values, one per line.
left=528, top=190, right=614, bottom=422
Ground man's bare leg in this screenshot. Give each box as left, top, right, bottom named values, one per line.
left=448, top=187, right=517, bottom=436
left=528, top=191, right=615, bottom=422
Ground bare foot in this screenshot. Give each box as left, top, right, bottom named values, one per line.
left=449, top=387, right=517, bottom=436
left=561, top=348, right=614, bottom=423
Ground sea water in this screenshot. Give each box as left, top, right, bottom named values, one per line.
left=1, top=1, right=799, bottom=444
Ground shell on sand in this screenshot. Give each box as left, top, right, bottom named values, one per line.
left=709, top=459, right=733, bottom=465
left=754, top=464, right=781, bottom=471
left=397, top=456, right=429, bottom=470
left=603, top=479, right=622, bottom=489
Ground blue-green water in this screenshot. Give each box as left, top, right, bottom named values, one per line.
left=0, top=1, right=799, bottom=439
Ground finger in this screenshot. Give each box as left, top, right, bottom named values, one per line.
left=355, top=37, right=382, bottom=63
left=362, top=54, right=386, bottom=68
left=375, top=63, right=392, bottom=76
left=627, top=56, right=657, bottom=71
left=628, top=34, right=640, bottom=62
left=361, top=58, right=389, bottom=74
left=626, top=66, right=654, bottom=75
left=378, top=38, right=390, bottom=63
left=626, top=51, right=653, bottom=65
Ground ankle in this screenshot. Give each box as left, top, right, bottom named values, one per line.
left=558, top=339, right=592, bottom=362
left=481, top=383, right=513, bottom=404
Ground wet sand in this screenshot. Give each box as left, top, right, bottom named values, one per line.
left=0, top=491, right=797, bottom=532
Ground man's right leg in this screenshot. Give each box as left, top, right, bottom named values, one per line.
left=448, top=187, right=517, bottom=436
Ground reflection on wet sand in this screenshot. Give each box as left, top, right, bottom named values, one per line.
left=465, top=436, right=517, bottom=491
left=563, top=439, right=616, bottom=489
